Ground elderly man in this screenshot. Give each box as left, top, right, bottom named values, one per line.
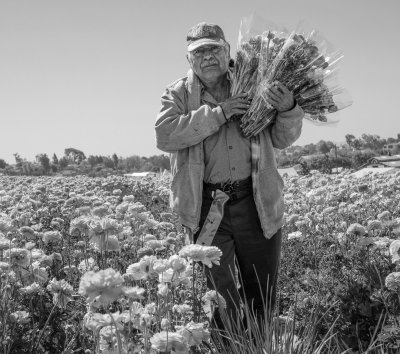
left=155, top=22, right=304, bottom=327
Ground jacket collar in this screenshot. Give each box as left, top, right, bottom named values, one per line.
left=187, top=68, right=232, bottom=94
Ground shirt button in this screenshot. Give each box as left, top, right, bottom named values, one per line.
left=229, top=146, right=233, bottom=149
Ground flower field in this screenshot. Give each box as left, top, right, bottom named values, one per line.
left=0, top=170, right=400, bottom=353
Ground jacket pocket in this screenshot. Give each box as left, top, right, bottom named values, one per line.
left=170, top=163, right=203, bottom=223
left=257, top=167, right=284, bottom=220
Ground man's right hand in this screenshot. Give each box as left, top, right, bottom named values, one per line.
left=219, top=93, right=251, bottom=121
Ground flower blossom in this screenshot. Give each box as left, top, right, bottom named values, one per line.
left=346, top=223, right=367, bottom=236
left=123, top=286, right=145, bottom=300
left=177, top=321, right=210, bottom=346
left=47, top=278, right=74, bottom=309
left=377, top=211, right=391, bottom=220
left=19, top=282, right=42, bottom=295
left=84, top=311, right=124, bottom=333
left=42, top=231, right=62, bottom=244
left=10, top=310, right=30, bottom=324
left=150, top=331, right=188, bottom=354
left=179, top=244, right=222, bottom=268
left=168, top=255, right=187, bottom=273
left=4, top=248, right=30, bottom=267
left=367, top=220, right=382, bottom=232
left=385, top=272, right=400, bottom=292
left=288, top=231, right=303, bottom=240
left=389, top=240, right=400, bottom=264
left=79, top=268, right=124, bottom=308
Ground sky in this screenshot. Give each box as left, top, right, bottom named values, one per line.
left=1, top=0, right=399, bottom=164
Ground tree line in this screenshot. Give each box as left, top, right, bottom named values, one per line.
left=0, top=133, right=399, bottom=176
left=0, top=148, right=170, bottom=177
left=277, top=133, right=400, bottom=174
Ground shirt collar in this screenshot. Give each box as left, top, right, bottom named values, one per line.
left=198, top=69, right=232, bottom=95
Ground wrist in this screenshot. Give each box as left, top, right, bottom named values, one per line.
left=279, top=99, right=296, bottom=113
left=219, top=104, right=229, bottom=122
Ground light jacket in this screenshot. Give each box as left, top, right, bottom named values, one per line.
left=155, top=69, right=304, bottom=239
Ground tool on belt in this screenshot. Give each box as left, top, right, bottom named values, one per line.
left=195, top=177, right=252, bottom=246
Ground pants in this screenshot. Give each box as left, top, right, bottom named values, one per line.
left=195, top=187, right=282, bottom=325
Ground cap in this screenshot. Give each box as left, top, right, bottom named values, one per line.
left=186, top=22, right=226, bottom=51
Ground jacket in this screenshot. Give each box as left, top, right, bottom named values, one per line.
left=155, top=69, right=304, bottom=239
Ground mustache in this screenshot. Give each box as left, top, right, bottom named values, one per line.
left=201, top=62, right=218, bottom=68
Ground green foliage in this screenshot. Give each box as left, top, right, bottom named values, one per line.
left=0, top=159, right=7, bottom=169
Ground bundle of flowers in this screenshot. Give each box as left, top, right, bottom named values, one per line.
left=231, top=17, right=352, bottom=138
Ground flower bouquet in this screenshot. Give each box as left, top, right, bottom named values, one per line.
left=231, top=15, right=353, bottom=138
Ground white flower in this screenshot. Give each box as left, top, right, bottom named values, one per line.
left=122, top=286, right=145, bottom=300
left=42, top=231, right=62, bottom=244
left=389, top=240, right=400, bottom=264
left=377, top=211, right=391, bottom=220
left=78, top=268, right=124, bottom=308
left=157, top=283, right=169, bottom=297
left=168, top=255, right=187, bottom=272
left=4, top=248, right=30, bottom=267
left=19, top=282, right=41, bottom=295
left=356, top=236, right=375, bottom=248
left=385, top=272, right=400, bottom=292
left=202, top=290, right=226, bottom=319
left=10, top=310, right=30, bottom=324
left=84, top=311, right=124, bottom=333
left=179, top=244, right=222, bottom=268
left=0, top=236, right=13, bottom=251
left=150, top=331, right=188, bottom=354
left=346, top=223, right=367, bottom=236
left=367, top=220, right=383, bottom=231
left=47, top=278, right=73, bottom=309
left=160, top=318, right=170, bottom=330
left=287, top=231, right=303, bottom=240
left=177, top=321, right=210, bottom=346
left=78, top=257, right=98, bottom=273
left=172, top=304, right=192, bottom=315
left=145, top=239, right=165, bottom=251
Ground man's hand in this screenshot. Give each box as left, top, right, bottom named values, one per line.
left=265, top=81, right=295, bottom=112
left=219, top=93, right=251, bottom=121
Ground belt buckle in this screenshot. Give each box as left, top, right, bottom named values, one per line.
left=221, top=181, right=234, bottom=194
left=221, top=181, right=238, bottom=200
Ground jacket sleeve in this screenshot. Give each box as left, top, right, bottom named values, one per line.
left=155, top=84, right=227, bottom=153
left=270, top=103, right=304, bottom=150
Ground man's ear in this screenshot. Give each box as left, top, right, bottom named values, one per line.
left=186, top=53, right=194, bottom=69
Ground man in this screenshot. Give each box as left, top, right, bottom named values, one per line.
left=155, top=22, right=304, bottom=326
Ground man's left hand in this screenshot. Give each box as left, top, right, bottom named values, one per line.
left=265, top=81, right=295, bottom=112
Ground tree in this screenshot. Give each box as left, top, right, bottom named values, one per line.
left=64, top=148, right=86, bottom=164
left=302, top=143, right=317, bottom=155
left=102, top=157, right=115, bottom=169
left=52, top=153, right=59, bottom=165
left=59, top=157, right=69, bottom=169
left=14, top=153, right=23, bottom=166
left=36, top=154, right=50, bottom=174
left=123, top=155, right=145, bottom=171
left=112, top=153, right=119, bottom=169
left=360, top=134, right=385, bottom=150
left=317, top=141, right=330, bottom=155
left=87, top=155, right=98, bottom=168
left=345, top=134, right=363, bottom=150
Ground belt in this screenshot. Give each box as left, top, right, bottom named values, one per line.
left=203, top=176, right=252, bottom=201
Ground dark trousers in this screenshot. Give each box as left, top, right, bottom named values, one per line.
left=195, top=187, right=282, bottom=327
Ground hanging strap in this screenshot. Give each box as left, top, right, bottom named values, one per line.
left=195, top=189, right=230, bottom=246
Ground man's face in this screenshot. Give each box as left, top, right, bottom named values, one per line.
left=187, top=44, right=230, bottom=83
